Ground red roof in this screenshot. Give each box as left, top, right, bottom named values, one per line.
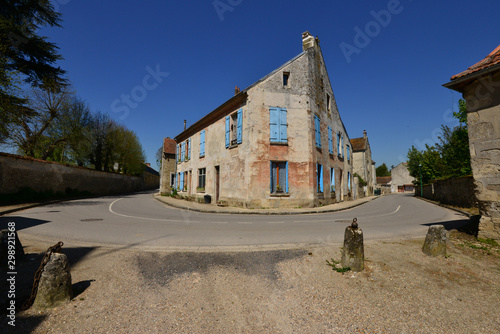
left=376, top=176, right=391, bottom=185
left=350, top=137, right=366, bottom=152
left=163, top=138, right=176, bottom=154
left=451, top=45, right=500, bottom=80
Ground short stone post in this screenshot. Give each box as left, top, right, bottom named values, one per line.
left=422, top=225, right=447, bottom=257
left=341, top=219, right=364, bottom=271
left=32, top=253, right=72, bottom=310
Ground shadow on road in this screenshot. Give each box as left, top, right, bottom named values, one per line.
left=0, top=216, right=51, bottom=231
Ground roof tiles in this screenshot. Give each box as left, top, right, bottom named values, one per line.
left=451, top=45, right=500, bottom=80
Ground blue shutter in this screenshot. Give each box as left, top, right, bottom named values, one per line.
left=347, top=145, right=350, bottom=161
left=225, top=116, right=230, bottom=148
left=270, top=108, right=279, bottom=142
left=341, top=135, right=344, bottom=158
left=337, top=132, right=341, bottom=157
left=315, top=115, right=321, bottom=148
left=176, top=144, right=179, bottom=162
left=181, top=142, right=185, bottom=162
left=237, top=109, right=243, bottom=144
left=348, top=172, right=351, bottom=191
left=285, top=161, right=289, bottom=193
left=279, top=108, right=287, bottom=143
left=200, top=130, right=205, bottom=157
left=270, top=161, right=273, bottom=192
left=330, top=168, right=335, bottom=192
left=180, top=173, right=184, bottom=190
left=319, top=165, right=323, bottom=192
left=328, top=126, right=333, bottom=154
left=188, top=138, right=191, bottom=160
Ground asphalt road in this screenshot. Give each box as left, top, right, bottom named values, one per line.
left=0, top=192, right=469, bottom=250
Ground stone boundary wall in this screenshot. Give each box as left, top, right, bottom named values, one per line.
left=415, top=175, right=477, bottom=208
left=0, top=152, right=156, bottom=196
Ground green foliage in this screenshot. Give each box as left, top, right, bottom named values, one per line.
left=406, top=100, right=471, bottom=184
left=376, top=163, right=391, bottom=177
left=156, top=146, right=163, bottom=171
left=354, top=173, right=367, bottom=187
left=325, top=258, right=351, bottom=273
left=453, top=98, right=468, bottom=125
left=0, top=0, right=67, bottom=140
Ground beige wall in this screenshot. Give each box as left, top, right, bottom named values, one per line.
left=0, top=153, right=152, bottom=196
left=463, top=71, right=500, bottom=240
left=175, top=40, right=353, bottom=208
left=390, top=163, right=414, bottom=193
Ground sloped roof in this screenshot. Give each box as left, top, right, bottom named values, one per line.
left=163, top=137, right=176, bottom=154
left=350, top=137, right=366, bottom=152
left=376, top=176, right=391, bottom=185
left=451, top=45, right=500, bottom=80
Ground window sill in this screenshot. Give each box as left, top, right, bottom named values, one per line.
left=199, top=155, right=205, bottom=159
left=270, top=141, right=288, bottom=146
left=228, top=143, right=240, bottom=150
left=316, top=146, right=322, bottom=153
left=270, top=193, right=290, bottom=197
left=317, top=193, right=324, bottom=199
left=329, top=153, right=334, bottom=159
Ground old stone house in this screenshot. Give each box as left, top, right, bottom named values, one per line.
left=170, top=32, right=354, bottom=208
left=351, top=130, right=375, bottom=196
left=159, top=137, right=177, bottom=195
left=443, top=44, right=500, bottom=241
left=390, top=162, right=414, bottom=193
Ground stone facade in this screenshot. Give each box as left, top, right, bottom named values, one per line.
left=351, top=131, right=375, bottom=196
left=159, top=137, right=177, bottom=195
left=390, top=162, right=414, bottom=193
left=171, top=32, right=354, bottom=208
left=444, top=45, right=500, bottom=240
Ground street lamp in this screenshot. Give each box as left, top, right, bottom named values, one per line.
left=418, top=163, right=423, bottom=197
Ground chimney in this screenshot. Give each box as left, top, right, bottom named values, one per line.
left=363, top=130, right=367, bottom=138
left=302, top=31, right=316, bottom=51
left=183, top=120, right=186, bottom=131
left=235, top=86, right=240, bottom=95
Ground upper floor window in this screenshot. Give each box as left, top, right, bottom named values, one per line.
left=283, top=72, right=290, bottom=87
left=200, top=130, right=205, bottom=157
left=327, top=93, right=331, bottom=113
left=314, top=115, right=321, bottom=148
left=328, top=126, right=333, bottom=154
left=225, top=109, right=242, bottom=148
left=347, top=145, right=350, bottom=162
left=270, top=107, right=287, bottom=143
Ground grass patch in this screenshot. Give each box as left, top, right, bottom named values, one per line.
left=325, top=258, right=351, bottom=273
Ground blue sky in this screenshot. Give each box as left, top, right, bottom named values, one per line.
left=39, top=0, right=500, bottom=171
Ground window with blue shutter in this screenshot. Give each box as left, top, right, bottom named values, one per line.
left=176, top=144, right=179, bottom=162
left=225, top=116, right=230, bottom=148
left=347, top=145, right=350, bottom=162
left=180, top=142, right=185, bottom=162
left=330, top=168, right=335, bottom=193
left=200, top=130, right=205, bottom=157
left=187, top=139, right=191, bottom=160
left=341, top=135, right=344, bottom=158
left=270, top=161, right=288, bottom=193
left=314, top=115, right=321, bottom=148
left=337, top=132, right=341, bottom=157
left=237, top=109, right=242, bottom=144
left=180, top=172, right=184, bottom=191
left=317, top=164, right=323, bottom=193
left=270, top=107, right=287, bottom=143
left=328, top=126, right=333, bottom=154
left=348, top=172, right=351, bottom=191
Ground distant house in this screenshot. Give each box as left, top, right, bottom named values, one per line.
left=159, top=137, right=177, bottom=195
left=390, top=162, right=414, bottom=193
left=169, top=32, right=354, bottom=208
left=351, top=130, right=376, bottom=196
left=443, top=44, right=500, bottom=241
left=376, top=176, right=392, bottom=195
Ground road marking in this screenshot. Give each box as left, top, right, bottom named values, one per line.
left=109, top=198, right=195, bottom=223
left=293, top=219, right=332, bottom=223
left=268, top=221, right=285, bottom=224
left=394, top=205, right=401, bottom=213
left=212, top=221, right=228, bottom=224
left=237, top=222, right=253, bottom=225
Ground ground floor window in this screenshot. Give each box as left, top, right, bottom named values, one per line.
left=330, top=168, right=335, bottom=193
left=198, top=168, right=206, bottom=191
left=317, top=164, right=323, bottom=193
left=271, top=161, right=288, bottom=193
left=171, top=173, right=176, bottom=190
left=348, top=172, right=351, bottom=192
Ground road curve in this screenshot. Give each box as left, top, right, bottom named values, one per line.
left=0, top=192, right=470, bottom=250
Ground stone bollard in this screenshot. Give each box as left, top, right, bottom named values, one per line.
left=32, top=253, right=72, bottom=310
left=341, top=219, right=364, bottom=271
left=422, top=225, right=447, bottom=257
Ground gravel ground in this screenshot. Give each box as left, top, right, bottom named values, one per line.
left=2, top=231, right=500, bottom=333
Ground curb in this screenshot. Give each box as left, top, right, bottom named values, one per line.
left=153, top=194, right=379, bottom=215
left=413, top=196, right=476, bottom=218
